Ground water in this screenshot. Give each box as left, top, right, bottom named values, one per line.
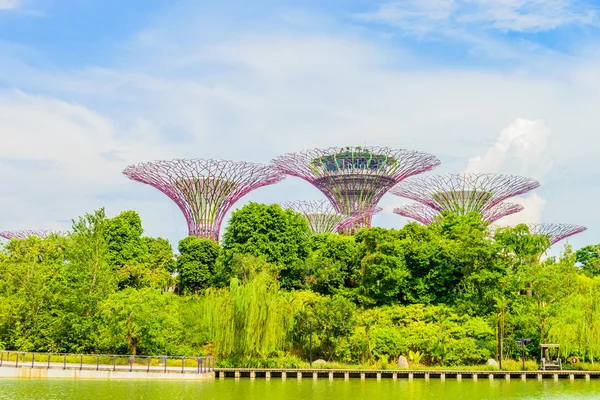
left=1, top=378, right=599, bottom=399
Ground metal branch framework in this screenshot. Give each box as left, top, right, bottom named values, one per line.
left=0, top=229, right=63, bottom=240
left=391, top=173, right=539, bottom=215
left=272, top=146, right=440, bottom=230
left=393, top=202, right=524, bottom=225
left=123, top=159, right=284, bottom=241
left=281, top=200, right=381, bottom=234
left=527, top=223, right=587, bottom=246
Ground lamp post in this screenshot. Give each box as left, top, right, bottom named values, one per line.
left=309, top=320, right=313, bottom=368
left=516, top=338, right=531, bottom=370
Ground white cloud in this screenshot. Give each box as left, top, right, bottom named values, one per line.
left=465, top=118, right=553, bottom=180
left=492, top=193, right=546, bottom=226
left=465, top=118, right=553, bottom=225
left=0, top=90, right=182, bottom=232
left=0, top=5, right=598, bottom=249
left=0, top=0, right=19, bottom=10
left=358, top=0, right=597, bottom=33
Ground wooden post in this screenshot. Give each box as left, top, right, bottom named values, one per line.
left=472, top=373, right=478, bottom=381
left=377, top=373, right=381, bottom=381
left=360, top=372, right=365, bottom=380
left=553, top=374, right=558, bottom=382
left=409, top=373, right=414, bottom=381
left=505, top=374, right=510, bottom=381
left=537, top=373, right=542, bottom=381
left=521, top=374, right=526, bottom=381
left=250, top=371, right=256, bottom=379
left=489, top=373, right=494, bottom=381
left=266, top=371, right=271, bottom=379
left=313, top=372, right=318, bottom=380
left=329, top=372, right=333, bottom=381
left=282, top=372, right=287, bottom=380
left=440, top=373, right=445, bottom=382
left=457, top=373, right=462, bottom=382
left=344, top=372, right=349, bottom=381
left=234, top=371, right=241, bottom=378
left=425, top=372, right=430, bottom=382
left=392, top=373, right=397, bottom=380
left=297, top=372, right=302, bottom=380
left=569, top=374, right=574, bottom=382
left=585, top=374, right=590, bottom=381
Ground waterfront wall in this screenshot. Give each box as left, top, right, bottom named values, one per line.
left=0, top=367, right=214, bottom=380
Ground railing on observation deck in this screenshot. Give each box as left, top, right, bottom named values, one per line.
left=0, top=350, right=215, bottom=374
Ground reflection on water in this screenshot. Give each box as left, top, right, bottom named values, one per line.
left=0, top=378, right=599, bottom=400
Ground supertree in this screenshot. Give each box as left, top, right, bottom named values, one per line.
left=0, top=229, right=63, bottom=240
left=393, top=202, right=524, bottom=225
left=123, top=159, right=284, bottom=241
left=272, top=146, right=440, bottom=230
left=390, top=173, right=539, bottom=217
left=281, top=200, right=382, bottom=234
left=526, top=223, right=587, bottom=246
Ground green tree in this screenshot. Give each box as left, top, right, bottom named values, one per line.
left=576, top=245, right=600, bottom=277
left=521, top=247, right=579, bottom=343
left=548, top=275, right=600, bottom=362
left=222, top=203, right=310, bottom=289
left=294, top=292, right=357, bottom=361
left=494, top=224, right=551, bottom=270
left=304, top=234, right=361, bottom=295
left=355, top=227, right=410, bottom=306
left=103, top=210, right=148, bottom=269
left=54, top=209, right=117, bottom=352
left=116, top=236, right=175, bottom=291
left=177, top=236, right=220, bottom=293
left=198, top=272, right=294, bottom=358
left=98, top=288, right=183, bottom=355
left=0, top=235, right=67, bottom=351
left=432, top=213, right=505, bottom=315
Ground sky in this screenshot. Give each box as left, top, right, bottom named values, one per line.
left=0, top=0, right=598, bottom=254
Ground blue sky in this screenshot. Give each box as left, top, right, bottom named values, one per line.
left=0, top=0, right=599, bottom=253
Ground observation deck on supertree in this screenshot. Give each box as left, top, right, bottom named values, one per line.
left=390, top=173, right=539, bottom=218
left=272, top=146, right=440, bottom=230
left=0, top=229, right=63, bottom=240
left=393, top=202, right=524, bottom=225
left=281, top=200, right=382, bottom=235
left=123, top=159, right=284, bottom=241
left=526, top=223, right=587, bottom=246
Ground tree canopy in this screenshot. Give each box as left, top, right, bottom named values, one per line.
left=0, top=205, right=595, bottom=368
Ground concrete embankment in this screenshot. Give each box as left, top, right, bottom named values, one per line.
left=215, top=368, right=600, bottom=381
left=0, top=367, right=214, bottom=380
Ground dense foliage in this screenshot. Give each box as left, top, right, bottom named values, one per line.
left=0, top=202, right=596, bottom=367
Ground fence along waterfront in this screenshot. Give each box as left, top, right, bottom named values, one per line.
left=0, top=350, right=215, bottom=374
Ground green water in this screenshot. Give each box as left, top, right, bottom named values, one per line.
left=1, top=379, right=599, bottom=399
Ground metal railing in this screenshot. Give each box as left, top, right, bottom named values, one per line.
left=0, top=350, right=215, bottom=374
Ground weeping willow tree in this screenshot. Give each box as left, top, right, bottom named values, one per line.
left=199, top=271, right=294, bottom=358
left=548, top=276, right=600, bottom=362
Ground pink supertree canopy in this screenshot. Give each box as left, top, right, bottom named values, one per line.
left=390, top=173, right=539, bottom=216
left=393, top=202, right=524, bottom=225
left=281, top=200, right=381, bottom=234
left=527, top=223, right=587, bottom=246
left=123, top=159, right=284, bottom=241
left=0, top=229, right=63, bottom=240
left=272, top=146, right=440, bottom=230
